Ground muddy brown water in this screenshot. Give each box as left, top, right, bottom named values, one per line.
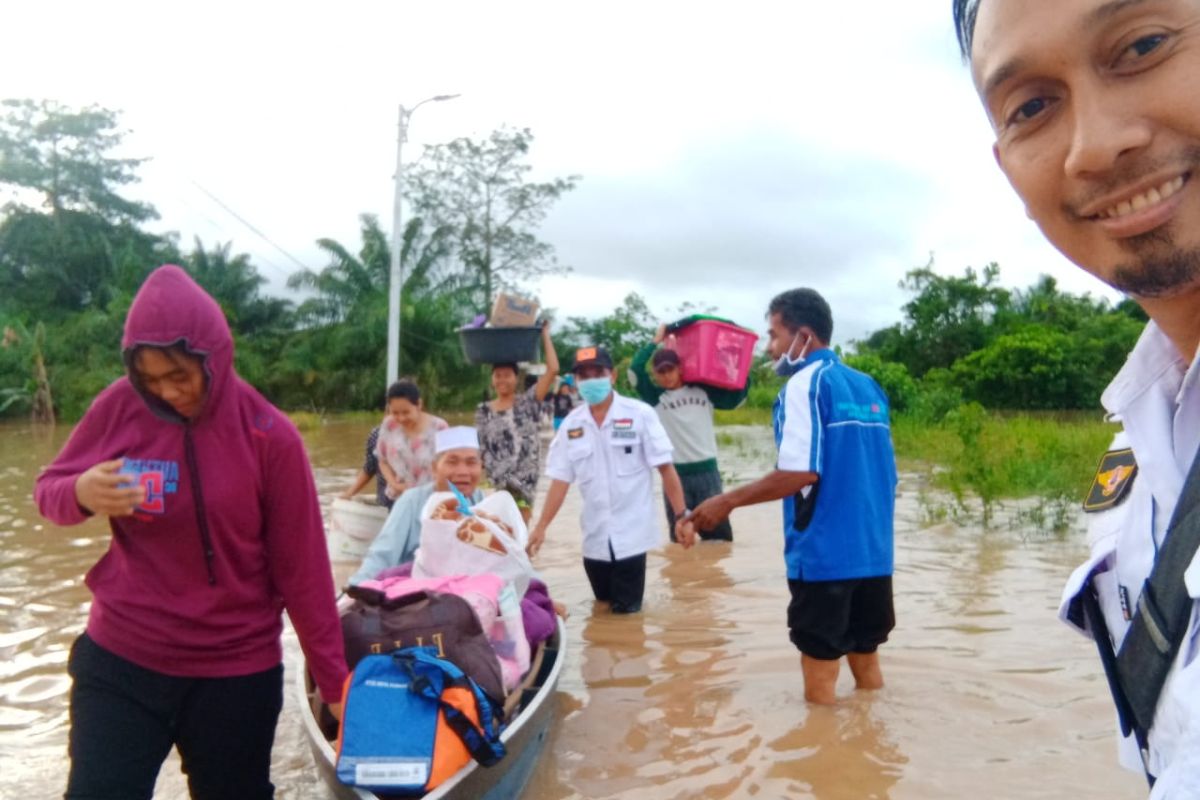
left=0, top=420, right=1143, bottom=799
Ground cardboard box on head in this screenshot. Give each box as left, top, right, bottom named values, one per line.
left=489, top=292, right=539, bottom=327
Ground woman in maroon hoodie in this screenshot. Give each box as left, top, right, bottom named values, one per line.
left=35, top=265, right=348, bottom=799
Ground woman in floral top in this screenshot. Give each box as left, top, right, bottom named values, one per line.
left=375, top=380, right=449, bottom=500
left=475, top=323, right=559, bottom=521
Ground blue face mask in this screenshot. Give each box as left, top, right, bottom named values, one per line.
left=773, top=332, right=812, bottom=377
left=578, top=377, right=613, bottom=405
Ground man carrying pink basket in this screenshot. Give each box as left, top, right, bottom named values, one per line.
left=630, top=318, right=753, bottom=541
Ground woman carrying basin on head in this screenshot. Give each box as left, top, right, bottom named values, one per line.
left=475, top=321, right=559, bottom=522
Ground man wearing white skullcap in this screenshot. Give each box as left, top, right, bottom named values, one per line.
left=349, top=426, right=485, bottom=585
left=434, top=425, right=479, bottom=454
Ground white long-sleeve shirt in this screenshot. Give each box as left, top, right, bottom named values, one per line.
left=1059, top=322, right=1200, bottom=797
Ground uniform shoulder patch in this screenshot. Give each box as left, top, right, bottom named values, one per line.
left=1083, top=448, right=1137, bottom=512
left=567, top=427, right=584, bottom=440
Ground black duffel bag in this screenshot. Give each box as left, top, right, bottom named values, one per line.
left=341, top=586, right=506, bottom=706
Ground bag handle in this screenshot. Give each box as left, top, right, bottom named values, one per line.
left=395, top=647, right=506, bottom=767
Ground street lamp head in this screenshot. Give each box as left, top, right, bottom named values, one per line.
left=431, top=94, right=461, bottom=102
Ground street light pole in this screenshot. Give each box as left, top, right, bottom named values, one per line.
left=386, top=93, right=460, bottom=387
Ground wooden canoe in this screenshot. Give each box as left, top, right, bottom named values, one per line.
left=297, top=617, right=566, bottom=799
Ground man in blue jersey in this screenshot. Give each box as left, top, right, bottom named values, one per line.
left=682, top=288, right=897, bottom=704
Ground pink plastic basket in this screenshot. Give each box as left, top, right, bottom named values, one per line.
left=671, top=320, right=758, bottom=390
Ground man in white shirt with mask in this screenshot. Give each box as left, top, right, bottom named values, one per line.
left=528, top=345, right=689, bottom=613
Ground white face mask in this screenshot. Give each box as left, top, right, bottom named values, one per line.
left=773, top=331, right=812, bottom=376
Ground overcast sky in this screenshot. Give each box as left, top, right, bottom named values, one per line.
left=1, top=1, right=1124, bottom=346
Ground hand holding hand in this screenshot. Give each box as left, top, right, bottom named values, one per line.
left=690, top=495, right=731, bottom=532
left=74, top=459, right=146, bottom=517
left=675, top=517, right=698, bottom=549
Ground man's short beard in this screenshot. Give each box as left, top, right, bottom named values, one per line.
left=1110, top=241, right=1200, bottom=298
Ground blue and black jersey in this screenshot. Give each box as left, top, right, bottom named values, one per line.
left=773, top=349, right=897, bottom=581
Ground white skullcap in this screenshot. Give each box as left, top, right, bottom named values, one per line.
left=435, top=426, right=480, bottom=454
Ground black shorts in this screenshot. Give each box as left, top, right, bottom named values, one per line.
left=787, top=575, right=894, bottom=660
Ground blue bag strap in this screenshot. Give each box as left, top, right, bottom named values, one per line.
left=394, top=647, right=507, bottom=767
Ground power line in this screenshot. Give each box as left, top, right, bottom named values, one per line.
left=164, top=189, right=294, bottom=278
left=190, top=181, right=313, bottom=276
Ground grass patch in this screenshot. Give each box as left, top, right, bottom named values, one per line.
left=715, top=406, right=772, bottom=426
left=287, top=409, right=382, bottom=431
left=718, top=401, right=1116, bottom=507
left=895, top=409, right=1115, bottom=502
left=287, top=411, right=326, bottom=431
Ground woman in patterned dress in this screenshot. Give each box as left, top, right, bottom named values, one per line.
left=375, top=380, right=448, bottom=500
left=475, top=323, right=559, bottom=522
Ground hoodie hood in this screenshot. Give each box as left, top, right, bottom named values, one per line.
left=122, top=265, right=234, bottom=423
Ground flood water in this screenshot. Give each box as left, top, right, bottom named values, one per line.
left=1, top=419, right=1145, bottom=799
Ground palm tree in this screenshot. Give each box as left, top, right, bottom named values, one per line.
left=185, top=239, right=292, bottom=336
left=275, top=214, right=484, bottom=409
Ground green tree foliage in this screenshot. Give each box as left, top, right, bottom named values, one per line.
left=274, top=214, right=484, bottom=411
left=0, top=306, right=126, bottom=420
left=906, top=367, right=964, bottom=423
left=7, top=98, right=1149, bottom=427
left=407, top=127, right=578, bottom=311
left=180, top=239, right=296, bottom=392
left=844, top=353, right=918, bottom=412
left=0, top=207, right=173, bottom=317
left=0, top=104, right=578, bottom=420
left=185, top=239, right=292, bottom=337
left=952, top=326, right=1096, bottom=409
left=557, top=292, right=656, bottom=365
left=866, top=259, right=1011, bottom=377
left=0, top=99, right=155, bottom=222
left=288, top=214, right=392, bottom=326
left=0, top=101, right=173, bottom=317
left=857, top=263, right=1144, bottom=412
left=0, top=320, right=33, bottom=414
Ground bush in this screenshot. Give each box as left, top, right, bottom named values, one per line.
left=952, top=325, right=1100, bottom=409
left=909, top=368, right=964, bottom=423
left=844, top=353, right=918, bottom=412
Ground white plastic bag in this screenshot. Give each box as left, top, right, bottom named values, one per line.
left=413, top=491, right=534, bottom=597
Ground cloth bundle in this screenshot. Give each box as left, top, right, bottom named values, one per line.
left=414, top=491, right=534, bottom=598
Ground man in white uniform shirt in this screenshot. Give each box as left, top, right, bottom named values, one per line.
left=955, top=0, right=1200, bottom=794
left=528, top=345, right=690, bottom=613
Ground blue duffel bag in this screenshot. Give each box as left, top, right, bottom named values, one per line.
left=335, top=645, right=506, bottom=795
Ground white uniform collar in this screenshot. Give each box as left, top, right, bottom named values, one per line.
left=1101, top=321, right=1192, bottom=416
left=583, top=391, right=629, bottom=429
